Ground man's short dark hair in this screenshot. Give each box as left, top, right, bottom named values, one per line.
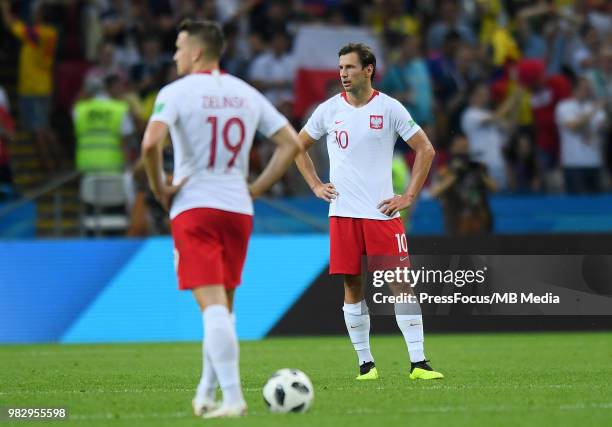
left=104, top=74, right=121, bottom=91
left=338, top=43, right=377, bottom=82
left=178, top=19, right=225, bottom=59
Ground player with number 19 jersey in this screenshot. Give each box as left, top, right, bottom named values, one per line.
left=143, top=20, right=304, bottom=418
left=151, top=70, right=287, bottom=220
left=150, top=70, right=287, bottom=290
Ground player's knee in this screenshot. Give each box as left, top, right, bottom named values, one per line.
left=343, top=275, right=364, bottom=302
left=344, top=275, right=362, bottom=288
left=193, top=285, right=228, bottom=310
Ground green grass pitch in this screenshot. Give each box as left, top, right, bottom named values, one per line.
left=1, top=332, right=611, bottom=426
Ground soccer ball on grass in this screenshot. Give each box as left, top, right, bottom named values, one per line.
left=262, top=368, right=314, bottom=413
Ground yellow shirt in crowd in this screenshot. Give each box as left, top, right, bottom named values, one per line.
left=10, top=21, right=57, bottom=96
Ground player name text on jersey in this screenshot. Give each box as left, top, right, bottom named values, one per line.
left=202, top=96, right=248, bottom=109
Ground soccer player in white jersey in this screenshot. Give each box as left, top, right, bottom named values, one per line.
left=296, top=43, right=443, bottom=381
left=142, top=20, right=301, bottom=418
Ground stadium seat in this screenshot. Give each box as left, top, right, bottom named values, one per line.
left=79, top=174, right=128, bottom=236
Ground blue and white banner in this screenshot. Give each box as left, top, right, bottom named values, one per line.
left=0, top=236, right=329, bottom=343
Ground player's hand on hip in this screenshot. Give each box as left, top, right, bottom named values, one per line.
left=248, top=183, right=260, bottom=200
left=313, top=182, right=338, bottom=202
left=378, top=194, right=412, bottom=217
left=156, top=177, right=188, bottom=211
left=248, top=182, right=269, bottom=200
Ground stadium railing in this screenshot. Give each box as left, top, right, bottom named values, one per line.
left=0, top=170, right=81, bottom=238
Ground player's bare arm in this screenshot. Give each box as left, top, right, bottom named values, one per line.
left=378, top=129, right=435, bottom=217
left=141, top=120, right=187, bottom=211
left=295, top=129, right=338, bottom=202
left=249, top=124, right=302, bottom=199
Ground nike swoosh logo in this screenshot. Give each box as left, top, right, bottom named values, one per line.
left=350, top=324, right=362, bottom=329
left=335, top=120, right=344, bottom=124
left=400, top=256, right=410, bottom=261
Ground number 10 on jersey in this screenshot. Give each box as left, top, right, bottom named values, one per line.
left=334, top=130, right=349, bottom=149
left=395, top=233, right=408, bottom=253
left=206, top=116, right=246, bottom=169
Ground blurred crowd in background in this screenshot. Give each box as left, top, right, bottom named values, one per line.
left=0, top=0, right=610, bottom=236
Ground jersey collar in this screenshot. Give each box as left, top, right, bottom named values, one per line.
left=194, top=69, right=226, bottom=75
left=341, top=90, right=379, bottom=108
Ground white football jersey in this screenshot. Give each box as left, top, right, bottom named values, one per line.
left=150, top=70, right=287, bottom=219
left=304, top=91, right=421, bottom=220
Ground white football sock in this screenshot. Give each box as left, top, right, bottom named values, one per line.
left=343, top=300, right=374, bottom=365
left=395, top=303, right=426, bottom=363
left=203, top=305, right=244, bottom=407
left=196, top=312, right=236, bottom=402
left=195, top=345, right=217, bottom=402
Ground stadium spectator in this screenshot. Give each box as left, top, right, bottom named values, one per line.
left=475, top=1, right=520, bottom=68
left=581, top=0, right=612, bottom=36
left=570, top=25, right=602, bottom=77
left=516, top=58, right=572, bottom=189
left=367, top=0, right=421, bottom=40
left=426, top=0, right=476, bottom=53
left=220, top=22, right=250, bottom=80
left=247, top=31, right=266, bottom=59
left=249, top=0, right=294, bottom=41
left=587, top=45, right=612, bottom=103
left=588, top=45, right=612, bottom=178
left=0, top=85, right=15, bottom=196
left=130, top=35, right=171, bottom=95
left=429, top=39, right=485, bottom=143
left=461, top=81, right=522, bottom=191
left=545, top=7, right=584, bottom=76
left=1, top=0, right=610, bottom=237
left=128, top=66, right=177, bottom=237
left=322, top=4, right=358, bottom=26
left=427, top=30, right=462, bottom=103
left=515, top=2, right=553, bottom=61
left=431, top=134, right=496, bottom=235
left=382, top=35, right=434, bottom=127
left=506, top=129, right=540, bottom=193
left=99, top=0, right=143, bottom=69
left=249, top=30, right=296, bottom=110
left=73, top=76, right=135, bottom=174
left=52, top=0, right=86, bottom=61
left=0, top=85, right=9, bottom=118
left=1, top=0, right=62, bottom=173
left=247, top=29, right=298, bottom=195
left=84, top=41, right=128, bottom=90
left=555, top=77, right=607, bottom=194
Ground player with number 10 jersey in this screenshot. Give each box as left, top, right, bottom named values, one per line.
left=296, top=42, right=443, bottom=382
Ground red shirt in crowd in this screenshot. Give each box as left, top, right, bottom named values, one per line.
left=529, top=75, right=571, bottom=156
left=0, top=107, right=15, bottom=166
